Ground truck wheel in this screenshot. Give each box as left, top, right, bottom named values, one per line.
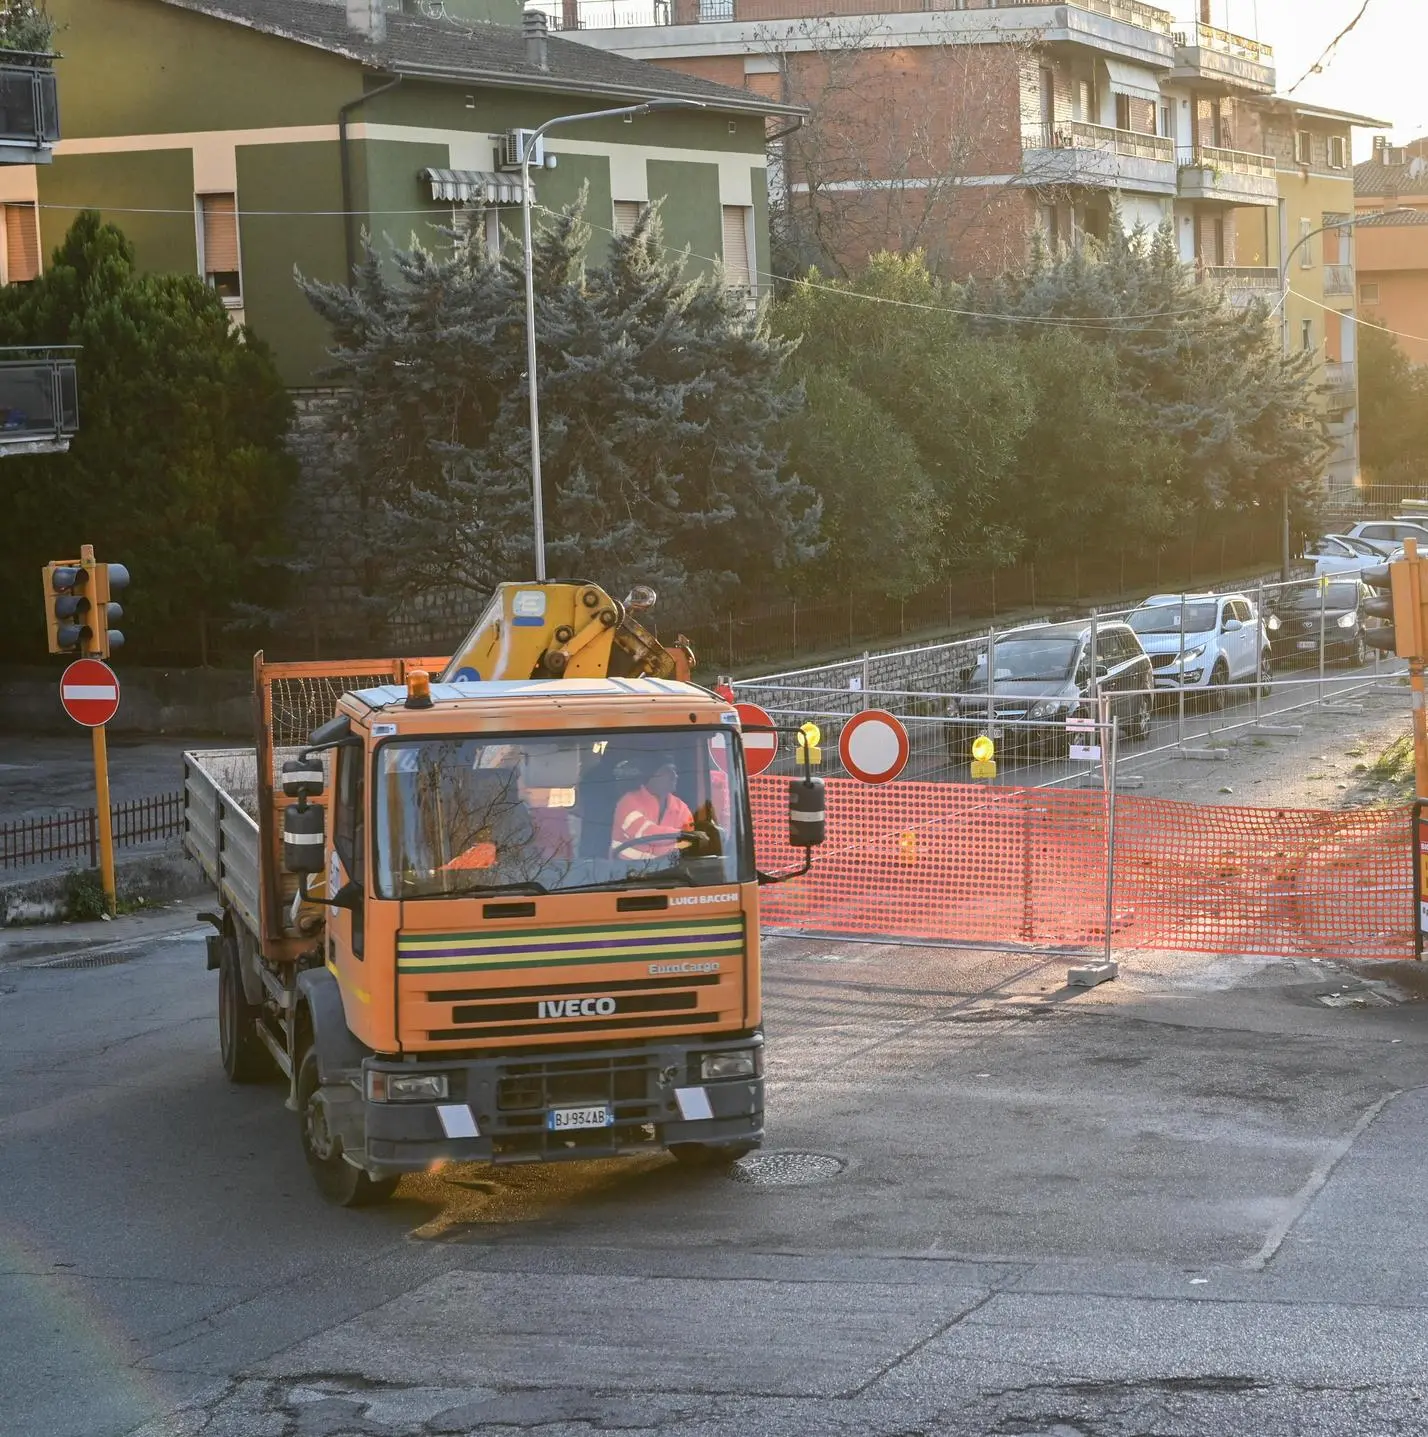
left=669, top=1141, right=757, bottom=1169
left=296, top=1047, right=398, bottom=1208
left=219, top=935, right=273, bottom=1083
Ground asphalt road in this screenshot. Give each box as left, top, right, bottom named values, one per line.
left=6, top=917, right=1428, bottom=1436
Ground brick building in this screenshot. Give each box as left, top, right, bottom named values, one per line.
left=540, top=0, right=1291, bottom=278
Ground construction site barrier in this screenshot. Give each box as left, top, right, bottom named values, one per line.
left=750, top=776, right=1414, bottom=963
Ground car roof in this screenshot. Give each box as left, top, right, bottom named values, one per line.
left=1000, top=619, right=1129, bottom=641
left=1137, top=592, right=1233, bottom=607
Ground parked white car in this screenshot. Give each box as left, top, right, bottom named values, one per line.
left=1346, top=520, right=1428, bottom=555
left=1304, top=533, right=1404, bottom=576
left=1127, top=592, right=1271, bottom=708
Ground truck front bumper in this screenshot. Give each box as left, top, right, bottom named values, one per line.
left=358, top=1032, right=764, bottom=1175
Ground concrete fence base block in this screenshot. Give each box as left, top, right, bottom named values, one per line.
left=1115, top=774, right=1145, bottom=789
left=1179, top=746, right=1230, bottom=761
left=1321, top=702, right=1365, bottom=714
left=1067, top=961, right=1119, bottom=988
left=1370, top=684, right=1411, bottom=695
left=1250, top=724, right=1303, bottom=736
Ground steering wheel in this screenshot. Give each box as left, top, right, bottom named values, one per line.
left=611, top=830, right=702, bottom=859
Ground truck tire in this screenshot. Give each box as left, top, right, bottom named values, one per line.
left=296, top=1047, right=398, bottom=1208
left=218, top=934, right=274, bottom=1083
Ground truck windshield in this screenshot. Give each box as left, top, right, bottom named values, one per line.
left=373, top=729, right=747, bottom=899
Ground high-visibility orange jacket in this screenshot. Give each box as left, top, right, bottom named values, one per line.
left=611, top=786, right=694, bottom=859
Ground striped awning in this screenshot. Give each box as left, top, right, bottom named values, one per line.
left=420, top=168, right=528, bottom=206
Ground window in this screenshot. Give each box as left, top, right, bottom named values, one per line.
left=1361, top=281, right=1381, bottom=304
left=1160, top=104, right=1172, bottom=140
left=1294, top=129, right=1311, bottom=164
left=334, top=746, right=365, bottom=955
left=198, top=193, right=241, bottom=303
left=1114, top=92, right=1131, bottom=132
left=721, top=204, right=752, bottom=289
left=612, top=200, right=644, bottom=237
left=3, top=202, right=39, bottom=283
left=1328, top=135, right=1347, bottom=169
left=1301, top=317, right=1314, bottom=351
left=373, top=730, right=747, bottom=899
left=1299, top=217, right=1314, bottom=268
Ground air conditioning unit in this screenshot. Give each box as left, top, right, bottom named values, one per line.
left=499, top=129, right=543, bottom=171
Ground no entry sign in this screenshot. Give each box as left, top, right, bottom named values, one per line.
left=839, top=709, right=910, bottom=784
left=60, top=657, right=120, bottom=728
left=734, top=701, right=779, bottom=776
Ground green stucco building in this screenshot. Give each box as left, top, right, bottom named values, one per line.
left=38, top=0, right=794, bottom=383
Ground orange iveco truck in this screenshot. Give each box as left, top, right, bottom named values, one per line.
left=183, top=581, right=824, bottom=1205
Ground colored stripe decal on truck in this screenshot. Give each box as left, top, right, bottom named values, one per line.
left=397, top=916, right=744, bottom=974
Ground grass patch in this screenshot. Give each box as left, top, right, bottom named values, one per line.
left=1371, top=732, right=1415, bottom=786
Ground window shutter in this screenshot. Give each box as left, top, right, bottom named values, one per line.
left=612, top=200, right=642, bottom=236
left=5, top=203, right=38, bottom=282
left=721, top=205, right=750, bottom=287
left=201, top=194, right=239, bottom=275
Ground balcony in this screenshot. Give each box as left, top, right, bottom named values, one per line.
left=0, top=349, right=79, bottom=455
left=0, top=55, right=59, bottom=164
left=1170, top=20, right=1274, bottom=94
left=1323, top=263, right=1354, bottom=297
left=536, top=0, right=1176, bottom=67
left=1023, top=121, right=1177, bottom=195
left=1176, top=145, right=1277, bottom=206
left=1323, top=359, right=1357, bottom=407
left=1201, top=264, right=1280, bottom=308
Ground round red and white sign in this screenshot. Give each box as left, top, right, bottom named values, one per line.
left=60, top=657, right=120, bottom=728
left=839, top=709, right=909, bottom=784
left=734, top=701, right=779, bottom=776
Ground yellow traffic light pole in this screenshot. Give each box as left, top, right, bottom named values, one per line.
left=80, top=545, right=117, bottom=916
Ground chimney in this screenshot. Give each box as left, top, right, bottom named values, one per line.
left=347, top=0, right=387, bottom=41
left=523, top=9, right=549, bottom=71
left=1198, top=0, right=1210, bottom=24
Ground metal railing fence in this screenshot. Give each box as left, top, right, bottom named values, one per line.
left=1, top=791, right=183, bottom=869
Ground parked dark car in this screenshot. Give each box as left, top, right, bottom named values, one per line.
left=1266, top=578, right=1370, bottom=667
left=942, top=619, right=1154, bottom=760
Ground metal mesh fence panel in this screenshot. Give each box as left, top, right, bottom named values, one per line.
left=751, top=776, right=1413, bottom=962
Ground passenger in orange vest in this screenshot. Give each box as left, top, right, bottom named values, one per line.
left=611, top=761, right=693, bottom=860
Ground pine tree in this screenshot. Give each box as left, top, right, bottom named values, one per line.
left=291, top=193, right=815, bottom=647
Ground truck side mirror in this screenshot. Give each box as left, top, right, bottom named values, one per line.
left=282, top=756, right=326, bottom=800
left=788, top=776, right=826, bottom=848
left=283, top=802, right=327, bottom=873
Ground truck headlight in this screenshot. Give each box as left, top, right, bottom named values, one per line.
left=1337, top=612, right=1358, bottom=630
left=366, top=1071, right=449, bottom=1102
left=700, top=1050, right=759, bottom=1080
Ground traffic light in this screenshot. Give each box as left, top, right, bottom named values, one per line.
left=40, top=554, right=128, bottom=656
left=90, top=562, right=127, bottom=658
left=43, top=562, right=91, bottom=653
left=1363, top=561, right=1423, bottom=659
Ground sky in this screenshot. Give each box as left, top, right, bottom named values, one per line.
left=1210, top=0, right=1427, bottom=152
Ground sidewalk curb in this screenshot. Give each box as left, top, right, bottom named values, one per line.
left=0, top=847, right=207, bottom=928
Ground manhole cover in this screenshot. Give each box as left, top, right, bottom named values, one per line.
left=728, top=1152, right=846, bottom=1188
left=29, top=948, right=137, bottom=971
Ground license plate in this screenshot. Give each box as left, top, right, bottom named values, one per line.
left=546, top=1104, right=613, bottom=1132
left=1297, top=640, right=1317, bottom=650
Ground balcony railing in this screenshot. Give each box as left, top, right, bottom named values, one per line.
left=1323, top=360, right=1357, bottom=402
left=1176, top=145, right=1277, bottom=204
left=1202, top=264, right=1279, bottom=299
left=1323, top=263, right=1354, bottom=297
left=1171, top=20, right=1271, bottom=62
left=1028, top=121, right=1174, bottom=162
left=0, top=348, right=79, bottom=452
left=0, top=55, right=58, bottom=161
left=530, top=0, right=1174, bottom=31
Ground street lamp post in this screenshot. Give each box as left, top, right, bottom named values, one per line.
left=1275, top=207, right=1413, bottom=580
left=520, top=98, right=705, bottom=581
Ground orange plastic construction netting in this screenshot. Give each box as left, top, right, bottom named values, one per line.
left=749, top=777, right=1414, bottom=962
